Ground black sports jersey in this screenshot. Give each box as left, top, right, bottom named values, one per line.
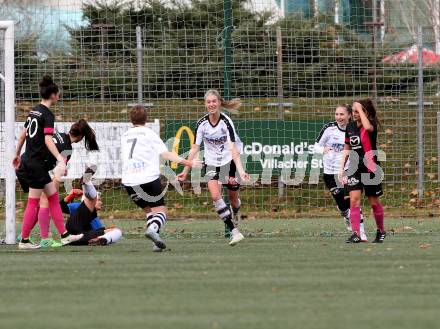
left=44, top=132, right=72, bottom=170
left=345, top=121, right=379, bottom=172
left=22, top=104, right=55, bottom=162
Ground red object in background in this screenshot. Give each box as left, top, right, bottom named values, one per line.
left=382, top=45, right=440, bottom=65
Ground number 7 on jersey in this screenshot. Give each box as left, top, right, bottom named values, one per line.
left=127, top=138, right=137, bottom=159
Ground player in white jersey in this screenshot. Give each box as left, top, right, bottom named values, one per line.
left=121, top=105, right=201, bottom=252
left=313, top=105, right=367, bottom=241
left=177, top=90, right=249, bottom=246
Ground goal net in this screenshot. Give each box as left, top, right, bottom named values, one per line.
left=1, top=1, right=440, bottom=238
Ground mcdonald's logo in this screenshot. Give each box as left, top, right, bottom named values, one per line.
left=171, top=125, right=194, bottom=169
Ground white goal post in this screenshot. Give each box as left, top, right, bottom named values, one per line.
left=1, top=21, right=15, bottom=244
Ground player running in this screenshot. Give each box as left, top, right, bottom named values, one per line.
left=12, top=75, right=83, bottom=249
left=16, top=119, right=99, bottom=247
left=121, top=105, right=202, bottom=252
left=339, top=99, right=386, bottom=244
left=60, top=173, right=122, bottom=246
left=177, top=90, right=250, bottom=246
left=314, top=104, right=367, bottom=241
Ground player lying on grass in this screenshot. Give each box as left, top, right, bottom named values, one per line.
left=13, top=75, right=83, bottom=249
left=313, top=104, right=367, bottom=241
left=177, top=89, right=250, bottom=246
left=121, top=105, right=202, bottom=252
left=16, top=119, right=99, bottom=248
left=61, top=169, right=122, bottom=246
left=339, top=99, right=386, bottom=244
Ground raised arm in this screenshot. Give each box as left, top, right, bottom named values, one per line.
left=354, top=102, right=374, bottom=132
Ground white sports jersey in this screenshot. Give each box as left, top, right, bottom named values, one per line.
left=313, top=121, right=348, bottom=174
left=195, top=113, right=242, bottom=167
left=121, top=125, right=168, bottom=186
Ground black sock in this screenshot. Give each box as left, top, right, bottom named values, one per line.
left=224, top=217, right=235, bottom=231
left=21, top=238, right=30, bottom=243
left=61, top=232, right=70, bottom=239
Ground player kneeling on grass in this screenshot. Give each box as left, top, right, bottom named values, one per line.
left=121, top=105, right=201, bottom=252
left=61, top=171, right=122, bottom=246
left=15, top=119, right=99, bottom=248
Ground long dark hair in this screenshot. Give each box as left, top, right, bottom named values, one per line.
left=69, top=119, right=99, bottom=151
left=39, top=75, right=59, bottom=99
left=355, top=98, right=381, bottom=128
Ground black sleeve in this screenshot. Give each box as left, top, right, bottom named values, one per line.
left=24, top=117, right=30, bottom=129
left=345, top=129, right=350, bottom=145
left=222, top=116, right=236, bottom=142
left=59, top=199, right=70, bottom=214
left=316, top=127, right=326, bottom=143
left=43, top=111, right=55, bottom=135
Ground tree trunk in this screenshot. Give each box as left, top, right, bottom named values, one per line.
left=380, top=0, right=385, bottom=44
left=430, top=0, right=440, bottom=54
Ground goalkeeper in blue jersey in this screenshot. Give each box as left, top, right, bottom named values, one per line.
left=60, top=169, right=122, bottom=246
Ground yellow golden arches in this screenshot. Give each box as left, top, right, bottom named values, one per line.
left=171, top=125, right=195, bottom=169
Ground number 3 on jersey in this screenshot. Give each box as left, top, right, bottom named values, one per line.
left=25, top=117, right=38, bottom=138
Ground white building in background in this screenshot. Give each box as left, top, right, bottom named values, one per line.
left=0, top=0, right=85, bottom=53
left=247, top=0, right=284, bottom=18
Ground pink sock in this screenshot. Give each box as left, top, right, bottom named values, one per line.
left=21, top=198, right=40, bottom=239
left=47, top=193, right=67, bottom=235
left=350, top=207, right=361, bottom=235
left=38, top=207, right=51, bottom=239
left=372, top=203, right=385, bottom=233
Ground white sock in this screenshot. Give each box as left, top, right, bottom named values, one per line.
left=147, top=212, right=167, bottom=232
left=101, top=229, right=122, bottom=244
left=82, top=181, right=97, bottom=200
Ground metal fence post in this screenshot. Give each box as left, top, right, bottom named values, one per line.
left=276, top=27, right=285, bottom=197
left=417, top=25, right=424, bottom=200
left=136, top=26, right=143, bottom=105
left=223, top=0, right=232, bottom=100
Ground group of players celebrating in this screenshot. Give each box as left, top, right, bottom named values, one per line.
left=12, top=75, right=386, bottom=250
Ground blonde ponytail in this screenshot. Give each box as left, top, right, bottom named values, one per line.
left=204, top=89, right=241, bottom=114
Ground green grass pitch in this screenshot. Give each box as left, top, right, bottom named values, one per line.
left=1, top=218, right=439, bottom=329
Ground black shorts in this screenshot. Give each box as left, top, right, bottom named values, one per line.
left=323, top=173, right=347, bottom=196
left=66, top=202, right=105, bottom=245
left=347, top=170, right=383, bottom=197
left=16, top=160, right=52, bottom=191
left=202, top=160, right=240, bottom=191
left=124, top=178, right=165, bottom=209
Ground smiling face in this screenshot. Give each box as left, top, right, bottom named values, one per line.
left=205, top=94, right=221, bottom=115
left=335, top=106, right=350, bottom=126
left=352, top=102, right=362, bottom=122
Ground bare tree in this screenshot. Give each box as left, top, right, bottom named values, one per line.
left=398, top=0, right=440, bottom=53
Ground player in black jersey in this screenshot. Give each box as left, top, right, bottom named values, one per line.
left=15, top=119, right=99, bottom=247
left=314, top=105, right=367, bottom=241
left=12, top=75, right=84, bottom=249
left=339, top=99, right=386, bottom=244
